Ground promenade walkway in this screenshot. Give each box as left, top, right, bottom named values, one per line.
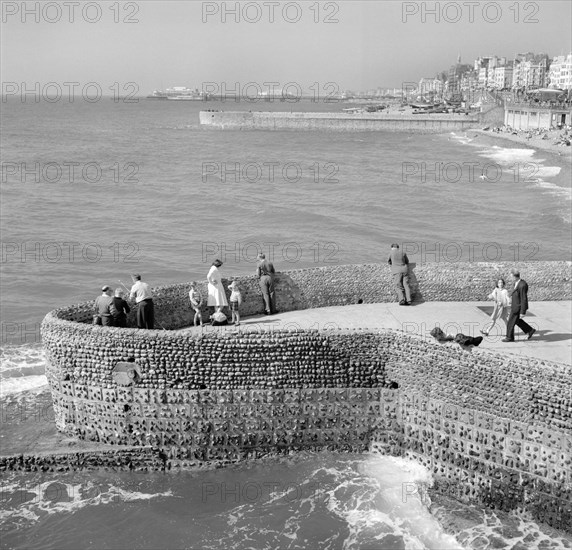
left=185, top=301, right=572, bottom=366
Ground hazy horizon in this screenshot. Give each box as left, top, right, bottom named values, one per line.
left=1, top=1, right=571, bottom=96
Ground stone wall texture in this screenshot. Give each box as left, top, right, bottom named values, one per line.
left=199, top=111, right=481, bottom=132
left=32, top=261, right=572, bottom=532
left=53, top=261, right=571, bottom=330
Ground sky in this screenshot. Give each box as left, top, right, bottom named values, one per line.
left=1, top=0, right=571, bottom=94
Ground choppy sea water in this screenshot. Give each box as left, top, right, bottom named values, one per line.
left=2, top=448, right=571, bottom=550
left=1, top=99, right=571, bottom=548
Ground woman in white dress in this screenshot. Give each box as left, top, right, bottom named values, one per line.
left=207, top=259, right=228, bottom=308
left=481, top=278, right=510, bottom=336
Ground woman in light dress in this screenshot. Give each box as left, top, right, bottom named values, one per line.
left=481, top=278, right=511, bottom=336
left=207, top=259, right=228, bottom=308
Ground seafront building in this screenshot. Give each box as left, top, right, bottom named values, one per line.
left=511, top=53, right=550, bottom=89
left=418, top=77, right=444, bottom=97
left=490, top=65, right=514, bottom=90
left=548, top=54, right=572, bottom=89
left=504, top=103, right=571, bottom=130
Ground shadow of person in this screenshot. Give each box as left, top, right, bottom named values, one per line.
left=530, top=330, right=572, bottom=343
left=408, top=262, right=423, bottom=304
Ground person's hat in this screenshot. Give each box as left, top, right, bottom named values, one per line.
left=102, top=285, right=110, bottom=292
left=228, top=281, right=238, bottom=289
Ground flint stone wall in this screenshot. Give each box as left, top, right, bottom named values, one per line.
left=61, top=261, right=571, bottom=330
left=38, top=261, right=572, bottom=532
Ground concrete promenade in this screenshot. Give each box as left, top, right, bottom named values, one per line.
left=186, top=301, right=572, bottom=366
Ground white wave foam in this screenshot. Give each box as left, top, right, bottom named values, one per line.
left=448, top=133, right=475, bottom=145
left=445, top=504, right=572, bottom=549
left=0, top=478, right=174, bottom=529
left=475, top=145, right=571, bottom=212
left=318, top=455, right=464, bottom=550
left=0, top=374, right=49, bottom=397
left=0, top=345, right=47, bottom=396
left=478, top=146, right=536, bottom=164
left=536, top=165, right=562, bottom=179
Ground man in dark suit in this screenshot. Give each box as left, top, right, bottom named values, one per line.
left=388, top=243, right=411, bottom=305
left=502, top=269, right=536, bottom=342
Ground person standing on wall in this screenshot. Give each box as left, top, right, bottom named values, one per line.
left=207, top=259, right=228, bottom=312
left=111, top=288, right=131, bottom=328
left=94, top=285, right=114, bottom=326
left=129, top=274, right=155, bottom=329
left=502, top=268, right=536, bottom=342
left=256, top=253, right=277, bottom=315
left=388, top=243, right=411, bottom=305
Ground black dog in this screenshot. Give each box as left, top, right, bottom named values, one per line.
left=430, top=327, right=482, bottom=347
left=454, top=333, right=483, bottom=347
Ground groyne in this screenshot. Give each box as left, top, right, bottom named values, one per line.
left=10, top=261, right=572, bottom=532
left=199, top=110, right=481, bottom=132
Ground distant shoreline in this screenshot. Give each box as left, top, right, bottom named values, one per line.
left=467, top=128, right=572, bottom=163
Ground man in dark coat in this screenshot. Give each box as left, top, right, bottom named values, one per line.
left=502, top=269, right=536, bottom=342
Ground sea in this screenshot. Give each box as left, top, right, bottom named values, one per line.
left=1, top=98, right=571, bottom=549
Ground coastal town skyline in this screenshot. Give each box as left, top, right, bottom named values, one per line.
left=2, top=1, right=571, bottom=95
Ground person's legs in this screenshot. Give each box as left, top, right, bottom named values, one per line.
left=136, top=303, right=144, bottom=328
left=268, top=278, right=276, bottom=313
left=148, top=300, right=155, bottom=329
left=141, top=300, right=154, bottom=329
left=505, top=311, right=518, bottom=340
left=500, top=307, right=509, bottom=328
left=260, top=277, right=271, bottom=313
left=402, top=272, right=411, bottom=303
left=393, top=273, right=405, bottom=302
left=483, top=306, right=501, bottom=334
left=515, top=317, right=533, bottom=336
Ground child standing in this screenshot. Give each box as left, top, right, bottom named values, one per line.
left=228, top=281, right=242, bottom=326
left=188, top=282, right=203, bottom=327
left=481, top=278, right=510, bottom=336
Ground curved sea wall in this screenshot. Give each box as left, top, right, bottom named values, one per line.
left=34, top=261, right=572, bottom=532
left=53, top=261, right=571, bottom=330
left=199, top=111, right=481, bottom=132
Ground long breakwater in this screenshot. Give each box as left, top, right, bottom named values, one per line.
left=199, top=110, right=483, bottom=132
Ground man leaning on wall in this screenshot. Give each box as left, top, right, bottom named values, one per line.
left=256, top=253, right=277, bottom=315
left=388, top=243, right=411, bottom=306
